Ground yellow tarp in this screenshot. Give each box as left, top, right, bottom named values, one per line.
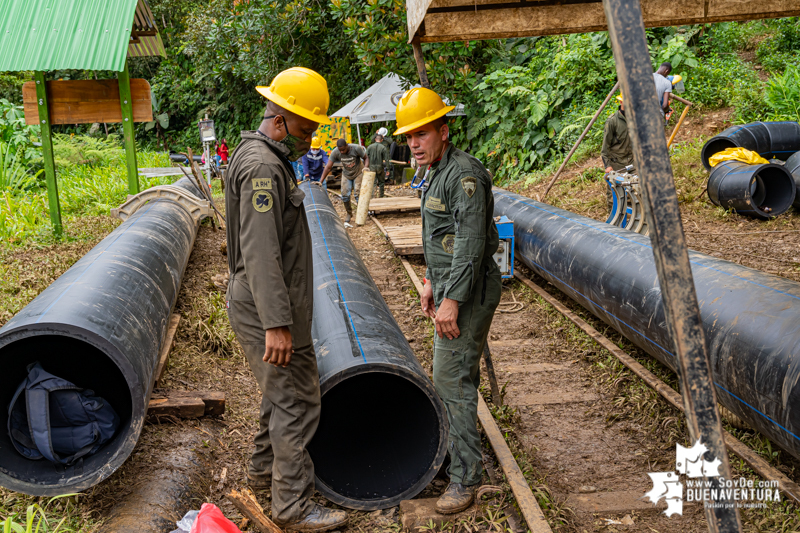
left=709, top=147, right=769, bottom=167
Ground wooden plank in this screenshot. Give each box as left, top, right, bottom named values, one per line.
left=147, top=396, right=206, bottom=419
left=227, top=489, right=284, bottom=533
left=513, top=271, right=800, bottom=505
left=413, top=0, right=800, bottom=42
left=22, top=79, right=153, bottom=125
left=155, top=391, right=226, bottom=416
left=155, top=313, right=181, bottom=387
left=398, top=259, right=552, bottom=533
left=359, top=197, right=421, bottom=214
left=384, top=224, right=424, bottom=256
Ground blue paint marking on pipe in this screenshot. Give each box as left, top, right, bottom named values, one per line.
left=307, top=186, right=368, bottom=364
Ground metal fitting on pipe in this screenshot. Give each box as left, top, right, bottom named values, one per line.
left=493, top=189, right=800, bottom=462
left=301, top=182, right=448, bottom=510
left=707, top=160, right=796, bottom=218
left=0, top=178, right=205, bottom=495
left=701, top=121, right=800, bottom=170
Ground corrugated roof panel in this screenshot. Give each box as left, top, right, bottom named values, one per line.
left=128, top=34, right=166, bottom=58
left=0, top=0, right=139, bottom=72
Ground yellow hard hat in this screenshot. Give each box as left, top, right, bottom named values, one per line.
left=310, top=137, right=322, bottom=149
left=394, top=87, right=455, bottom=136
left=256, top=67, right=331, bottom=125
left=671, top=74, right=683, bottom=85
left=615, top=94, right=623, bottom=103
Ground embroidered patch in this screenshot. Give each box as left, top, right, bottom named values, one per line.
left=252, top=191, right=273, bottom=212
left=425, top=196, right=446, bottom=212
left=461, top=176, right=477, bottom=198
left=442, top=234, right=455, bottom=254
left=252, top=177, right=272, bottom=190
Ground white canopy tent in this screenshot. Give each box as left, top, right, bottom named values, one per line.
left=330, top=72, right=464, bottom=143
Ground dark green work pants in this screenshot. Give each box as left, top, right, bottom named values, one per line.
left=431, top=267, right=501, bottom=486
left=227, top=300, right=320, bottom=524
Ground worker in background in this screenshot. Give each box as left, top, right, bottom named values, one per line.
left=320, top=138, right=369, bottom=225
left=377, top=126, right=393, bottom=185
left=601, top=94, right=633, bottom=211
left=225, top=66, right=347, bottom=532
left=301, top=137, right=329, bottom=190
left=394, top=87, right=501, bottom=515
left=366, top=133, right=389, bottom=198
left=218, top=138, right=229, bottom=165
left=654, top=62, right=673, bottom=118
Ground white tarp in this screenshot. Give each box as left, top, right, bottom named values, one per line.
left=330, top=72, right=464, bottom=125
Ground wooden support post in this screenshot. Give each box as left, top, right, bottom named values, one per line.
left=34, top=71, right=62, bottom=236
left=411, top=34, right=431, bottom=89
left=118, top=59, right=139, bottom=195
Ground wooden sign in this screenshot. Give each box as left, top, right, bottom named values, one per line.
left=22, top=79, right=154, bottom=125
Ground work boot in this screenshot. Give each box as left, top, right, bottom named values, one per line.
left=277, top=503, right=348, bottom=532
left=245, top=472, right=270, bottom=491
left=343, top=201, right=353, bottom=224
left=436, top=483, right=477, bottom=515
left=378, top=184, right=385, bottom=198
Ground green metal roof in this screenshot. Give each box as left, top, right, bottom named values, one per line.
left=0, top=0, right=140, bottom=72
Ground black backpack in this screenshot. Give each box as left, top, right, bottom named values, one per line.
left=8, top=362, right=120, bottom=465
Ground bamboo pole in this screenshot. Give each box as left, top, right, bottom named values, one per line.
left=540, top=81, right=619, bottom=200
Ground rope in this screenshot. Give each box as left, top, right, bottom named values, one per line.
left=498, top=289, right=525, bottom=313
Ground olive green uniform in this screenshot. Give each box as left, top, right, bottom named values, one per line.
left=366, top=141, right=389, bottom=197
left=601, top=110, right=634, bottom=209
left=225, top=131, right=320, bottom=524
left=421, top=144, right=502, bottom=486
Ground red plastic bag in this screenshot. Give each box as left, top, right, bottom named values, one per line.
left=191, top=503, right=243, bottom=533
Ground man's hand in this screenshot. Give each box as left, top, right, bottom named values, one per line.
left=605, top=166, right=613, bottom=173
left=421, top=280, right=436, bottom=319
left=305, top=173, right=310, bottom=178
left=435, top=298, right=460, bottom=340
left=264, top=326, right=293, bottom=367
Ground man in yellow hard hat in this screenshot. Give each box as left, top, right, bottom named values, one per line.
left=225, top=66, right=347, bottom=532
left=601, top=94, right=633, bottom=211
left=395, top=87, right=502, bottom=514
left=301, top=136, right=329, bottom=190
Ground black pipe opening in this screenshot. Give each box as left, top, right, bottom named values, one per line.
left=702, top=138, right=738, bottom=166
left=754, top=166, right=796, bottom=213
left=0, top=334, right=132, bottom=486
left=309, top=371, right=441, bottom=507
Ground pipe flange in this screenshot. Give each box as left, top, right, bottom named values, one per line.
left=111, top=185, right=213, bottom=223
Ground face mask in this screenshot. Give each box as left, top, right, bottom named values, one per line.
left=310, top=149, right=320, bottom=154
left=264, top=114, right=307, bottom=162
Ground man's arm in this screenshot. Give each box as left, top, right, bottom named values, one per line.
left=662, top=88, right=672, bottom=112
left=320, top=149, right=338, bottom=182
left=601, top=118, right=614, bottom=171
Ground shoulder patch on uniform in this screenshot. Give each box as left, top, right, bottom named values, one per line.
left=252, top=177, right=272, bottom=190
left=461, top=176, right=477, bottom=198
left=252, top=191, right=273, bottom=212
left=442, top=234, right=455, bottom=254
left=425, top=196, right=446, bottom=212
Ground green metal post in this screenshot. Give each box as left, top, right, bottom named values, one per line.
left=118, top=59, right=139, bottom=195
left=34, top=71, right=63, bottom=236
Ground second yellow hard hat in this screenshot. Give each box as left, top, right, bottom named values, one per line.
left=394, top=87, right=455, bottom=136
left=257, top=67, right=331, bottom=125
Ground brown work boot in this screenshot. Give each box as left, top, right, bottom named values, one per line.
left=277, top=503, right=348, bottom=532
left=245, top=468, right=271, bottom=491
left=343, top=201, right=353, bottom=224
left=436, top=483, right=477, bottom=514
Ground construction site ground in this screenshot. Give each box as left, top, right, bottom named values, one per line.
left=3, top=117, right=800, bottom=531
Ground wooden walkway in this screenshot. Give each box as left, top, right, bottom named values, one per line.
left=384, top=224, right=423, bottom=255
left=360, top=196, right=420, bottom=214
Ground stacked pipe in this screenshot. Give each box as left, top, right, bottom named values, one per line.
left=0, top=177, right=205, bottom=495
left=494, top=189, right=800, bottom=461
left=301, top=182, right=448, bottom=510
left=701, top=121, right=800, bottom=217
left=788, top=151, right=800, bottom=209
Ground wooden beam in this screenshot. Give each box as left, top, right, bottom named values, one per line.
left=33, top=72, right=62, bottom=237
left=411, top=34, right=431, bottom=88
left=155, top=313, right=182, bottom=387
left=118, top=60, right=140, bottom=195
left=147, top=390, right=226, bottom=418
left=22, top=79, right=153, bottom=125
left=409, top=0, right=800, bottom=42
left=227, top=489, right=284, bottom=533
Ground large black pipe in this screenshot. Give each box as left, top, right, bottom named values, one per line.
left=494, top=189, right=800, bottom=461
left=0, top=177, right=203, bottom=495
left=787, top=151, right=800, bottom=209
left=701, top=121, right=800, bottom=170
left=301, top=182, right=448, bottom=511
left=707, top=160, right=796, bottom=218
